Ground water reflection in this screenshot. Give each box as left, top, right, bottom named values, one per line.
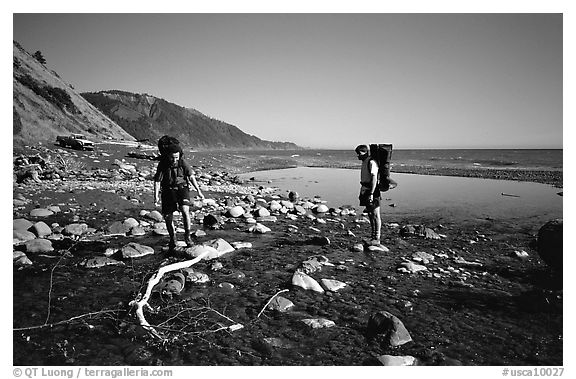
left=240, top=167, right=562, bottom=223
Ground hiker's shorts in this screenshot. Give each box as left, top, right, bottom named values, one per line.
left=161, top=185, right=191, bottom=215
left=359, top=186, right=381, bottom=210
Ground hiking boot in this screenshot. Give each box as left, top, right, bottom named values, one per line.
left=184, top=233, right=193, bottom=247
left=369, top=239, right=381, bottom=246
left=168, top=239, right=176, bottom=253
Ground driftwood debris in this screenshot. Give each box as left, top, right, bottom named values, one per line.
left=129, top=251, right=244, bottom=339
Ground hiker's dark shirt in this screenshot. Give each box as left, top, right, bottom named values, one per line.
left=153, top=159, right=192, bottom=189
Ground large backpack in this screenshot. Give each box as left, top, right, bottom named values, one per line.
left=158, top=135, right=183, bottom=158
left=369, top=143, right=397, bottom=191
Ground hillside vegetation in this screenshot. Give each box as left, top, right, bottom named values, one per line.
left=82, top=90, right=300, bottom=150
left=12, top=41, right=135, bottom=148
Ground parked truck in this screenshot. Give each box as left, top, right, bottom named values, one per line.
left=56, top=134, right=95, bottom=151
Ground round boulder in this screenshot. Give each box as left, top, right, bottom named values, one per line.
left=228, top=206, right=245, bottom=218
left=25, top=238, right=54, bottom=254
left=537, top=219, right=562, bottom=270
left=29, top=221, right=52, bottom=238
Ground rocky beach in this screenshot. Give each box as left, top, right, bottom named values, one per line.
left=12, top=143, right=563, bottom=366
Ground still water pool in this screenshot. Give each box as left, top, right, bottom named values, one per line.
left=240, top=167, right=563, bottom=224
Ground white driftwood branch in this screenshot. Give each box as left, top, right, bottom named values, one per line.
left=256, top=289, right=289, bottom=318
left=129, top=252, right=209, bottom=339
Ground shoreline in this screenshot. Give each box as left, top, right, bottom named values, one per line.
left=190, top=151, right=563, bottom=188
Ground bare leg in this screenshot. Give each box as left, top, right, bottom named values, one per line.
left=373, top=206, right=381, bottom=243
left=180, top=204, right=192, bottom=246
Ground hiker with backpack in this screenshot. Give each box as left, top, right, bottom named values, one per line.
left=355, top=144, right=397, bottom=246
left=153, top=136, right=204, bottom=252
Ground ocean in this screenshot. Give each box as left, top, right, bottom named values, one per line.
left=233, top=148, right=563, bottom=171
left=237, top=149, right=563, bottom=225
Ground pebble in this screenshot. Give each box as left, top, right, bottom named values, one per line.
left=80, top=256, right=125, bottom=269
left=301, top=318, right=335, bottom=329
left=320, top=278, right=347, bottom=292
left=377, top=355, right=417, bottom=366
left=292, top=271, right=324, bottom=293
left=64, top=223, right=87, bottom=236
left=121, top=243, right=155, bottom=258
left=267, top=296, right=294, bottom=312
left=30, top=208, right=54, bottom=217
left=145, top=210, right=163, bottom=222
left=231, top=242, right=252, bottom=249
left=397, top=261, right=428, bottom=274
left=248, top=223, right=271, bottom=234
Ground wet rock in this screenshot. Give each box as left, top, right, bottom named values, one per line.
left=194, top=229, right=207, bottom=238
left=47, top=205, right=61, bottom=213
left=121, top=243, right=155, bottom=258
left=14, top=251, right=32, bottom=267
left=269, top=200, right=282, bottom=212
left=538, top=219, right=562, bottom=270
left=204, top=238, right=235, bottom=256
left=294, top=205, right=307, bottom=215
left=180, top=268, right=209, bottom=283
left=248, top=223, right=271, bottom=234
left=288, top=191, right=299, bottom=202
left=184, top=245, right=221, bottom=260
left=301, top=318, right=335, bottom=328
left=424, top=228, right=441, bottom=239
left=129, top=226, right=146, bottom=236
left=412, top=251, right=435, bottom=264
left=262, top=337, right=294, bottom=349
left=397, top=261, right=428, bottom=274
left=231, top=241, right=252, bottom=249
left=376, top=355, right=417, bottom=366
left=123, top=218, right=139, bottom=230
left=352, top=243, right=364, bottom=252
left=80, top=256, right=125, bottom=269
left=107, top=221, right=130, bottom=235
left=64, top=223, right=88, bottom=236
left=145, top=210, right=164, bottom=222
left=200, top=198, right=216, bottom=208
left=210, top=261, right=224, bottom=271
left=13, top=218, right=33, bottom=230
left=29, top=221, right=52, bottom=238
left=13, top=229, right=37, bottom=244
left=154, top=273, right=185, bottom=296
left=25, top=238, right=54, bottom=253
left=152, top=223, right=169, bottom=235
left=268, top=296, right=295, bottom=312
left=255, top=207, right=270, bottom=218
left=30, top=208, right=54, bottom=217
left=203, top=214, right=220, bottom=229
left=314, top=204, right=329, bottom=213
left=257, top=215, right=278, bottom=223
left=321, top=278, right=347, bottom=292
left=228, top=206, right=245, bottom=218
left=292, top=271, right=324, bottom=293
left=367, top=310, right=413, bottom=347
left=218, top=282, right=235, bottom=290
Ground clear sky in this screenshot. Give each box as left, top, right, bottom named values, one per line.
left=12, top=12, right=563, bottom=149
